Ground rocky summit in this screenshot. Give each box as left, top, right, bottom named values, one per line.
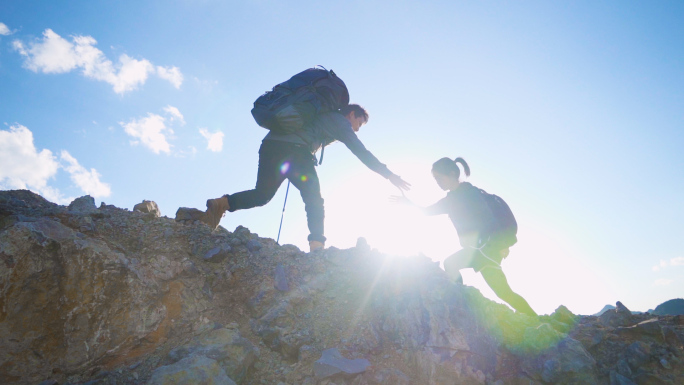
left=0, top=190, right=682, bottom=385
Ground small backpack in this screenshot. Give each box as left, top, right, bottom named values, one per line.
left=479, top=189, right=518, bottom=247
left=251, top=66, right=350, bottom=135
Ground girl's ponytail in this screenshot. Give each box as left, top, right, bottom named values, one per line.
left=432, top=156, right=470, bottom=180
left=454, top=157, right=470, bottom=177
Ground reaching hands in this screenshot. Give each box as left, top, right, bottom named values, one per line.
left=388, top=173, right=411, bottom=191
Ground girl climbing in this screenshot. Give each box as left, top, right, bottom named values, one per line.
left=393, top=157, right=537, bottom=317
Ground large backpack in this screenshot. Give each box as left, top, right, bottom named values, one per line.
left=251, top=66, right=350, bottom=135
left=478, top=189, right=518, bottom=248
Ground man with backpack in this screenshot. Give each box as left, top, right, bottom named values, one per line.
left=202, top=67, right=410, bottom=252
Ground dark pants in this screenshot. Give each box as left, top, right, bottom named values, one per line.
left=226, top=140, right=326, bottom=243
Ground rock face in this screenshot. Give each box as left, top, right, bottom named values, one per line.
left=1, top=189, right=683, bottom=385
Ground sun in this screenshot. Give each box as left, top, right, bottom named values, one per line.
left=324, top=160, right=454, bottom=258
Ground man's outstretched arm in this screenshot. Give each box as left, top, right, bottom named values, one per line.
left=388, top=173, right=411, bottom=191
left=336, top=128, right=410, bottom=190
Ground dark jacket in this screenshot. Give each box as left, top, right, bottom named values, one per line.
left=423, top=182, right=500, bottom=248
left=264, top=111, right=392, bottom=179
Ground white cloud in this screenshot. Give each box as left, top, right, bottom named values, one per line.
left=652, top=257, right=684, bottom=272
left=121, top=113, right=173, bottom=154
left=60, top=150, right=111, bottom=197
left=0, top=124, right=109, bottom=204
left=157, top=66, right=183, bottom=89
left=163, top=105, right=185, bottom=125
left=671, top=256, right=684, bottom=266
left=174, top=146, right=198, bottom=158
left=0, top=124, right=60, bottom=193
left=199, top=128, right=224, bottom=152
left=13, top=29, right=183, bottom=94
left=0, top=22, right=12, bottom=36
left=652, top=259, right=667, bottom=272
left=110, top=54, right=154, bottom=94
left=654, top=278, right=673, bottom=286
left=12, top=40, right=27, bottom=55
left=15, top=30, right=78, bottom=73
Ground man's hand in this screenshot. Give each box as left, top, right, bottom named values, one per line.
left=388, top=174, right=411, bottom=191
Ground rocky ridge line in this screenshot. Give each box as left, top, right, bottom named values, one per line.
left=0, top=190, right=682, bottom=385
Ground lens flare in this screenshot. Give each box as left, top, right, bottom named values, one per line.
left=280, top=162, right=290, bottom=174
left=300, top=175, right=308, bottom=182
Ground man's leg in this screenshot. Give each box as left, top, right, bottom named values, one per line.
left=286, top=149, right=325, bottom=250
left=226, top=141, right=289, bottom=212
left=480, top=267, right=538, bottom=317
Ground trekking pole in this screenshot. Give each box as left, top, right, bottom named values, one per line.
left=276, top=181, right=291, bottom=244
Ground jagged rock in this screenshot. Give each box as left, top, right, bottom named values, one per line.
left=68, top=195, right=97, bottom=213
left=134, top=200, right=161, bottom=217
left=362, top=368, right=411, bottom=385
left=523, top=338, right=598, bottom=384
left=314, top=348, right=371, bottom=379
left=616, top=318, right=664, bottom=341
left=147, top=354, right=237, bottom=385
left=552, top=305, right=579, bottom=326
left=175, top=207, right=206, bottom=223
left=659, top=357, right=672, bottom=369
left=624, top=341, right=651, bottom=370
left=616, top=358, right=632, bottom=377
left=246, top=239, right=262, bottom=252
left=0, top=191, right=213, bottom=384
left=663, top=326, right=683, bottom=355
left=274, top=263, right=289, bottom=291
left=203, top=244, right=232, bottom=262
left=522, top=322, right=565, bottom=352
left=355, top=237, right=370, bottom=252
left=600, top=301, right=634, bottom=328
left=610, top=370, right=637, bottom=385
left=165, top=328, right=259, bottom=383
left=0, top=216, right=194, bottom=382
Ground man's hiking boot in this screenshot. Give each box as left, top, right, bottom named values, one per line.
left=204, top=196, right=229, bottom=230
left=309, top=240, right=324, bottom=252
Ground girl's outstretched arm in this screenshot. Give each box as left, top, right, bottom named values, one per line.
left=390, top=193, right=451, bottom=216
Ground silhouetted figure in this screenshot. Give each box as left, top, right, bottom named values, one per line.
left=204, top=104, right=410, bottom=252
left=394, top=157, right=537, bottom=317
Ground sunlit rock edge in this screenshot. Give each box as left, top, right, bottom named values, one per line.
left=0, top=190, right=681, bottom=385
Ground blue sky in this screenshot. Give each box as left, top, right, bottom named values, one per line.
left=1, top=1, right=682, bottom=315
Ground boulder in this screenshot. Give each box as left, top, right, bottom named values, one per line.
left=134, top=200, right=161, bottom=217
left=599, top=301, right=634, bottom=328
left=175, top=207, right=206, bottom=223
left=68, top=195, right=97, bottom=213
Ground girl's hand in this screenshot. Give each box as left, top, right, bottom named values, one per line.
left=389, top=195, right=412, bottom=206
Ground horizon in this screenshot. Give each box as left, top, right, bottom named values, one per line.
left=1, top=1, right=683, bottom=316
